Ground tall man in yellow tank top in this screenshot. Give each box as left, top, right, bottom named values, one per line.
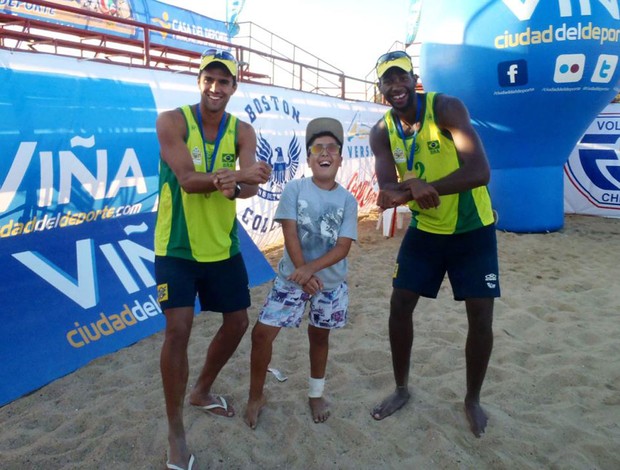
left=369, top=51, right=500, bottom=438
left=154, top=49, right=271, bottom=469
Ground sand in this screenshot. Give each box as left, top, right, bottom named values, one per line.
left=1, top=212, right=619, bottom=469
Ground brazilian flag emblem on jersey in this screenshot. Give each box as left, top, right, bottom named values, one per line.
left=222, top=153, right=235, bottom=167
left=427, top=140, right=440, bottom=154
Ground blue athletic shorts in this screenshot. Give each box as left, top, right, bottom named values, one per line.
left=155, top=253, right=251, bottom=313
left=258, top=277, right=348, bottom=329
left=393, top=224, right=501, bottom=300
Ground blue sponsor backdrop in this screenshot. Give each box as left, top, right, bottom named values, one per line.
left=0, top=63, right=275, bottom=406
left=418, top=0, right=620, bottom=232
left=0, top=212, right=274, bottom=406
left=0, top=0, right=229, bottom=54
left=0, top=68, right=160, bottom=225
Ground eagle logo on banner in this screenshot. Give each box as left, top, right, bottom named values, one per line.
left=256, top=130, right=301, bottom=201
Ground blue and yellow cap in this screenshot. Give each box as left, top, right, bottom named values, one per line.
left=375, top=51, right=413, bottom=79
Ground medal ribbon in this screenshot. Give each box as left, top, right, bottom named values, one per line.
left=196, top=106, right=228, bottom=173
left=393, top=93, right=422, bottom=172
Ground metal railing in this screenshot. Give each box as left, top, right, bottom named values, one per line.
left=0, top=0, right=381, bottom=102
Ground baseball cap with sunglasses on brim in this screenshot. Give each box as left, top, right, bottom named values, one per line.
left=199, top=48, right=238, bottom=77
left=375, top=51, right=413, bottom=79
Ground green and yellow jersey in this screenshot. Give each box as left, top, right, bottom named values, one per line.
left=384, top=92, right=494, bottom=234
left=155, top=105, right=240, bottom=261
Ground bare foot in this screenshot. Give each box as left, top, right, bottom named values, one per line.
left=309, top=397, right=330, bottom=423
left=243, top=395, right=267, bottom=429
left=464, top=398, right=488, bottom=437
left=371, top=387, right=410, bottom=420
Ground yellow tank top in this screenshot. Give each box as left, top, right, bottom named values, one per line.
left=384, top=92, right=494, bottom=234
left=154, top=105, right=240, bottom=261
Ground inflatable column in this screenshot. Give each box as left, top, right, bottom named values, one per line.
left=417, top=0, right=620, bottom=232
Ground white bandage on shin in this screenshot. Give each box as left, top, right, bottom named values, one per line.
left=308, top=377, right=325, bottom=398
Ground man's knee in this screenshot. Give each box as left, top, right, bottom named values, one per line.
left=390, top=289, right=419, bottom=318
left=466, top=300, right=494, bottom=334
left=220, top=309, right=248, bottom=337
left=164, top=308, right=194, bottom=344
left=233, top=314, right=250, bottom=336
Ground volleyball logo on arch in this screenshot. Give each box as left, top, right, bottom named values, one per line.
left=565, top=115, right=620, bottom=209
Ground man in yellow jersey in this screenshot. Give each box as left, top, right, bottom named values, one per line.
left=154, top=48, right=271, bottom=470
left=369, top=51, right=500, bottom=438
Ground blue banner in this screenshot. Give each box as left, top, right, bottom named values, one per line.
left=226, top=0, right=246, bottom=37
left=0, top=0, right=229, bottom=54
left=405, top=0, right=422, bottom=46
left=564, top=103, right=620, bottom=215
left=0, top=68, right=159, bottom=228
left=0, top=211, right=274, bottom=406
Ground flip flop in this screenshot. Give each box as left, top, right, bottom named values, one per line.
left=166, top=453, right=195, bottom=470
left=193, top=395, right=234, bottom=418
left=268, top=367, right=288, bottom=382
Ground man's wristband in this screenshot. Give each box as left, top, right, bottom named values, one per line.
left=232, top=183, right=242, bottom=199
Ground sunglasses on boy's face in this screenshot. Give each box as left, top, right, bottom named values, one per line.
left=308, top=143, right=341, bottom=155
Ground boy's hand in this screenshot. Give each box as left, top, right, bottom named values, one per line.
left=302, top=275, right=323, bottom=296
left=288, top=264, right=316, bottom=287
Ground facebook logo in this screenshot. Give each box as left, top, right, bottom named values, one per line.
left=498, top=60, right=528, bottom=87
